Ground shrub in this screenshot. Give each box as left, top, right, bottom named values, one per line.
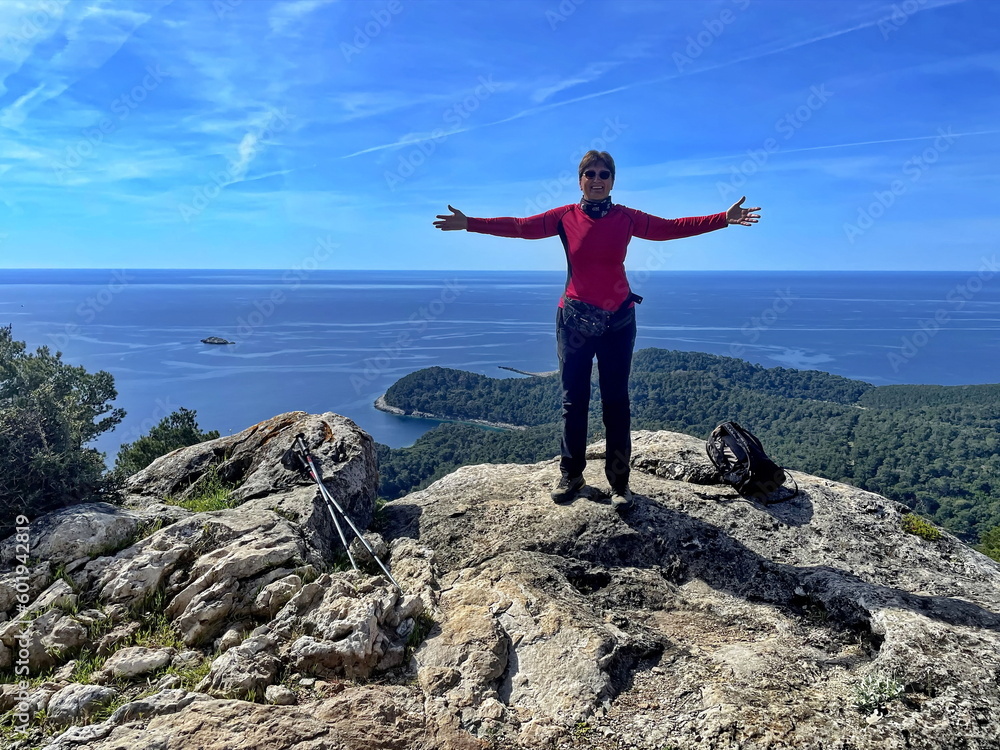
left=854, top=671, right=904, bottom=712
left=113, top=407, right=219, bottom=478
left=901, top=513, right=942, bottom=542
left=0, top=326, right=124, bottom=532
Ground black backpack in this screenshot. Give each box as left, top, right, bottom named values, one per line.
left=706, top=421, right=797, bottom=503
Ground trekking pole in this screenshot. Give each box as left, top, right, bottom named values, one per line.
left=292, top=435, right=357, bottom=571
left=290, top=434, right=402, bottom=592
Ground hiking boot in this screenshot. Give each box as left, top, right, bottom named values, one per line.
left=610, top=487, right=633, bottom=510
left=551, top=474, right=584, bottom=503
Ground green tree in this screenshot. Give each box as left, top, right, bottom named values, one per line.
left=1, top=325, right=124, bottom=527
left=978, top=525, right=1000, bottom=563
left=114, top=408, right=220, bottom=477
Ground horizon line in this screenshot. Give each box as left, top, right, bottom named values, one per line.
left=0, top=268, right=992, bottom=274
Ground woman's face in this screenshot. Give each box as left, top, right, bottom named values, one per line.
left=579, top=161, right=614, bottom=201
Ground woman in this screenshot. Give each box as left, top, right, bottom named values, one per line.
left=434, top=150, right=760, bottom=509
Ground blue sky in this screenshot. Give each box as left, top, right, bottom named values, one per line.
left=0, top=0, right=997, bottom=271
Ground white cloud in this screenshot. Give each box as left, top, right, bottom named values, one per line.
left=80, top=4, right=150, bottom=25
left=0, top=82, right=48, bottom=129
left=268, top=0, right=336, bottom=34
left=0, top=141, right=45, bottom=160
left=0, top=0, right=159, bottom=131
left=331, top=90, right=459, bottom=122
left=531, top=61, right=622, bottom=104
left=229, top=132, right=260, bottom=182
left=0, top=0, right=67, bottom=97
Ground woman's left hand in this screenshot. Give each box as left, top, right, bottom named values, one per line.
left=726, top=196, right=761, bottom=226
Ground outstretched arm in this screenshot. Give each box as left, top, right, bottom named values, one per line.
left=726, top=196, right=761, bottom=226
left=625, top=197, right=762, bottom=241
left=433, top=205, right=468, bottom=231
left=625, top=208, right=728, bottom=241
left=433, top=205, right=565, bottom=239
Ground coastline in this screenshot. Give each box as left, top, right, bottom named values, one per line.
left=373, top=394, right=527, bottom=432
left=497, top=366, right=558, bottom=378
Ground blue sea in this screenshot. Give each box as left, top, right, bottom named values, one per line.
left=2, top=269, right=998, bottom=459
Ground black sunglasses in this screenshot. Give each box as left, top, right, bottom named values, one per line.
left=582, top=169, right=612, bottom=180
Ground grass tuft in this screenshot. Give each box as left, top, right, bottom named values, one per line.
left=165, top=467, right=239, bottom=512
left=404, top=612, right=435, bottom=662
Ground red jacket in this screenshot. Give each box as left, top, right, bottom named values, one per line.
left=467, top=204, right=728, bottom=311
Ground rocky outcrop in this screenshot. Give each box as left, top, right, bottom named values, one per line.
left=382, top=430, right=1000, bottom=749
left=0, top=412, right=409, bottom=748
left=38, top=687, right=483, bottom=750
left=0, top=503, right=189, bottom=570
left=124, top=411, right=378, bottom=557
left=2, top=418, right=999, bottom=750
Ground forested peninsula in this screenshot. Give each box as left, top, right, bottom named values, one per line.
left=375, top=348, right=1000, bottom=546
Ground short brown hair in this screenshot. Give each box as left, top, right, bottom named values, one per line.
left=578, top=150, right=616, bottom=178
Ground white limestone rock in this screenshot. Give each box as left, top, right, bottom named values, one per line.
left=95, top=646, right=175, bottom=682
left=47, top=683, right=119, bottom=725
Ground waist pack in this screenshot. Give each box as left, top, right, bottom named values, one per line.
left=562, top=298, right=614, bottom=337
left=562, top=293, right=643, bottom=337
left=706, top=421, right=798, bottom=503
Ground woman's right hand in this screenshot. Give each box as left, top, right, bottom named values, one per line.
left=433, top=205, right=468, bottom=231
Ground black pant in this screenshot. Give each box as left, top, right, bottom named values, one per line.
left=556, top=305, right=636, bottom=491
